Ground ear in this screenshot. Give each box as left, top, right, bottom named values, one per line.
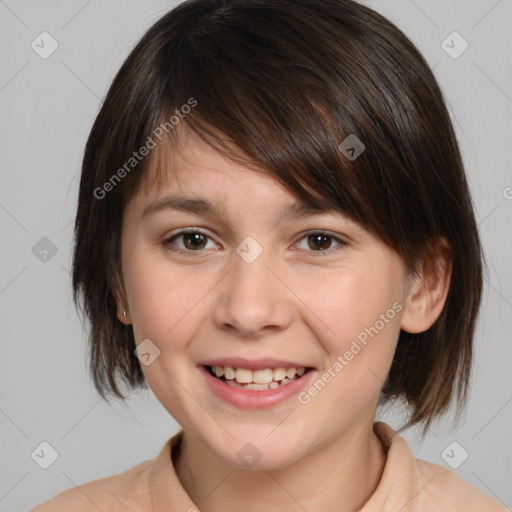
left=111, top=279, right=132, bottom=325
left=400, top=237, right=452, bottom=334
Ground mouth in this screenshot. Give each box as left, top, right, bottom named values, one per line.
left=204, top=364, right=314, bottom=391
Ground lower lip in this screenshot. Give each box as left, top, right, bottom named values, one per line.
left=199, top=365, right=315, bottom=409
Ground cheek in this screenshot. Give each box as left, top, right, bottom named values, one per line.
left=123, top=246, right=217, bottom=347
left=300, top=264, right=402, bottom=348
left=292, top=268, right=403, bottom=424
left=122, top=249, right=210, bottom=403
left=294, top=260, right=405, bottom=409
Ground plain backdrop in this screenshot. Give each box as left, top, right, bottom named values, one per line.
left=0, top=1, right=511, bottom=510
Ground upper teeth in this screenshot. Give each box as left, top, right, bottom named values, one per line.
left=211, top=365, right=306, bottom=384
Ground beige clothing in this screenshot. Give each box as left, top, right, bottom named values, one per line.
left=30, top=422, right=507, bottom=511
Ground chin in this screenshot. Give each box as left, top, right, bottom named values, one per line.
left=203, top=426, right=308, bottom=471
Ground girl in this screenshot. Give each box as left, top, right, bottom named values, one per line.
left=31, top=0, right=507, bottom=510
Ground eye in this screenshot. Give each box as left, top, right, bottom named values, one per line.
left=163, top=229, right=218, bottom=252
left=162, top=229, right=347, bottom=257
left=294, top=231, right=346, bottom=256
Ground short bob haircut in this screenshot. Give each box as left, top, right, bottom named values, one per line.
left=72, top=0, right=483, bottom=433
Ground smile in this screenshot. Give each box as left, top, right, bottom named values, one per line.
left=206, top=365, right=308, bottom=390
left=200, top=362, right=316, bottom=409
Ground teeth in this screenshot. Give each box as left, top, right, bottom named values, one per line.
left=224, top=377, right=296, bottom=390
left=251, top=368, right=273, bottom=384
left=224, top=366, right=236, bottom=380
left=286, top=367, right=297, bottom=379
left=273, top=367, right=287, bottom=381
left=235, top=368, right=253, bottom=383
left=209, top=365, right=307, bottom=384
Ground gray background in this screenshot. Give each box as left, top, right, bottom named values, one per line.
left=0, top=1, right=510, bottom=510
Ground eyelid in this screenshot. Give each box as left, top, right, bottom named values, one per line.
left=163, top=228, right=219, bottom=251
left=162, top=227, right=348, bottom=256
left=292, top=230, right=347, bottom=256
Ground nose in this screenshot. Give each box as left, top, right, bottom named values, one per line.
left=210, top=245, right=293, bottom=338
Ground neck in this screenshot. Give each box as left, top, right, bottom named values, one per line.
left=175, top=419, right=386, bottom=512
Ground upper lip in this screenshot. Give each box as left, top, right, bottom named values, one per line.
left=199, top=358, right=313, bottom=371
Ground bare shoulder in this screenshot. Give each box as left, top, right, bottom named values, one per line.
left=29, top=459, right=153, bottom=512
left=416, top=459, right=508, bottom=511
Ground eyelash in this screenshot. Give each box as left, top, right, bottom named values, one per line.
left=162, top=228, right=347, bottom=258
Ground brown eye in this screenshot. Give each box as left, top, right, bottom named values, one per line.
left=307, top=233, right=333, bottom=251
left=164, top=230, right=217, bottom=252
left=182, top=232, right=208, bottom=250
left=295, top=231, right=346, bottom=257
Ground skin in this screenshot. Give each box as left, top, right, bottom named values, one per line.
left=115, top=125, right=451, bottom=512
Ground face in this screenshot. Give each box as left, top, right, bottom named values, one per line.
left=119, top=126, right=415, bottom=470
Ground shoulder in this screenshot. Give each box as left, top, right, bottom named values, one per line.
left=373, top=422, right=508, bottom=511
left=29, top=459, right=153, bottom=512
left=415, top=459, right=508, bottom=511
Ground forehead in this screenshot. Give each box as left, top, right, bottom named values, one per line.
left=133, top=125, right=298, bottom=209
left=125, top=125, right=356, bottom=230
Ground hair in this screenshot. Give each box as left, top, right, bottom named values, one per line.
left=72, top=0, right=483, bottom=433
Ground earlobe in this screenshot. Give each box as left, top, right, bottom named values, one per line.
left=400, top=238, right=452, bottom=334
left=116, top=304, right=132, bottom=325
left=112, top=284, right=132, bottom=325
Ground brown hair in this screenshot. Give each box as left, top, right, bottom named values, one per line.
left=72, top=0, right=483, bottom=433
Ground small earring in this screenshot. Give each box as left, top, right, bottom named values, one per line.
left=123, top=309, right=127, bottom=317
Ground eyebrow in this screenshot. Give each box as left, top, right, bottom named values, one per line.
left=141, top=194, right=332, bottom=221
